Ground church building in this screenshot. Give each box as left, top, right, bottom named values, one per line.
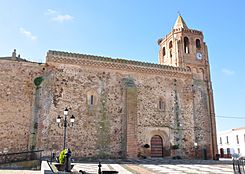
left=0, top=15, right=217, bottom=159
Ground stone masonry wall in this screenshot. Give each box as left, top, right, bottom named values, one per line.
left=0, top=60, right=44, bottom=153
left=135, top=74, right=196, bottom=158
left=40, top=54, right=205, bottom=159
left=38, top=63, right=128, bottom=158
left=193, top=79, right=213, bottom=158
left=0, top=53, right=214, bottom=159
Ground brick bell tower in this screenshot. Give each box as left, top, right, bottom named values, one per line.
left=158, top=15, right=208, bottom=70
left=157, top=15, right=218, bottom=159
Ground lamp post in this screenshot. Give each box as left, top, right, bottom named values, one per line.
left=56, top=108, right=75, bottom=150
left=194, top=142, right=198, bottom=159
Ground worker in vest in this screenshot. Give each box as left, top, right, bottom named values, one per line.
left=59, top=148, right=67, bottom=164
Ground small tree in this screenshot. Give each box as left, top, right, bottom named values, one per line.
left=34, top=76, right=44, bottom=88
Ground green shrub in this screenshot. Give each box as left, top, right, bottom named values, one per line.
left=171, top=144, right=179, bottom=149
left=34, top=76, right=43, bottom=87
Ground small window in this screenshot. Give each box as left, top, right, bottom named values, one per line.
left=87, top=90, right=97, bottom=113
left=238, top=148, right=240, bottom=154
left=196, top=39, right=201, bottom=49
left=159, top=99, right=165, bottom=111
left=226, top=136, right=229, bottom=144
left=163, top=47, right=166, bottom=56
left=220, top=137, right=222, bottom=144
left=90, top=95, right=94, bottom=105
left=184, top=37, right=189, bottom=54
left=169, top=41, right=172, bottom=48
left=236, top=135, right=239, bottom=144
left=170, top=50, right=172, bottom=58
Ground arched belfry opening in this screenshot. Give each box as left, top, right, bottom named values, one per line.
left=196, top=39, right=201, bottom=49
left=184, top=37, right=189, bottom=54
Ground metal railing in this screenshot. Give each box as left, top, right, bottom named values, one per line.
left=0, top=149, right=43, bottom=164
left=233, top=157, right=245, bottom=174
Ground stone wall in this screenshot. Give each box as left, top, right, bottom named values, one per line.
left=38, top=52, right=210, bottom=159
left=0, top=52, right=215, bottom=159
left=0, top=60, right=44, bottom=153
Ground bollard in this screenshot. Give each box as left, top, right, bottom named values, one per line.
left=98, top=161, right=102, bottom=174
left=64, top=149, right=72, bottom=172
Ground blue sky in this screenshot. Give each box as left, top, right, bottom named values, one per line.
left=0, top=0, right=244, bottom=131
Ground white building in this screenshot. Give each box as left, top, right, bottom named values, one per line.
left=217, top=126, right=245, bottom=158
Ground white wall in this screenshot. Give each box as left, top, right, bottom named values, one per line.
left=217, top=127, right=245, bottom=157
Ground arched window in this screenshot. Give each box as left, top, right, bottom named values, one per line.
left=169, top=41, right=173, bottom=48
left=196, top=39, right=201, bottom=49
left=162, top=47, right=166, bottom=56
left=90, top=95, right=94, bottom=105
left=184, top=37, right=189, bottom=54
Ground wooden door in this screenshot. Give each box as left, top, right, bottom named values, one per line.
left=220, top=148, right=224, bottom=158
left=151, top=135, right=163, bottom=157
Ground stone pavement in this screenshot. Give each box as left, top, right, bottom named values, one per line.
left=0, top=159, right=234, bottom=174
left=72, top=162, right=233, bottom=174
left=0, top=170, right=40, bottom=174
left=70, top=158, right=234, bottom=174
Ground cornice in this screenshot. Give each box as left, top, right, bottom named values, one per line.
left=47, top=50, right=192, bottom=78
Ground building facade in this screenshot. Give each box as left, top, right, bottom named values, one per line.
left=0, top=16, right=217, bottom=159
left=218, top=127, right=245, bottom=158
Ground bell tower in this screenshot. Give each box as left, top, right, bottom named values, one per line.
left=158, top=15, right=217, bottom=159
left=158, top=15, right=208, bottom=76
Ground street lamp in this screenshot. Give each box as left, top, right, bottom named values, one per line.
left=194, top=142, right=198, bottom=159
left=56, top=108, right=75, bottom=150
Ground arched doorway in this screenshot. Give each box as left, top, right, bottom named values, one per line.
left=151, top=135, right=163, bottom=157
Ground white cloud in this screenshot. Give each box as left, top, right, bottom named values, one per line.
left=222, top=68, right=235, bottom=76
left=52, top=14, right=73, bottom=23
left=45, top=9, right=58, bottom=15
left=45, top=9, right=73, bottom=23
left=19, top=27, right=37, bottom=41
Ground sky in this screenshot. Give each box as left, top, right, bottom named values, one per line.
left=0, top=0, right=245, bottom=132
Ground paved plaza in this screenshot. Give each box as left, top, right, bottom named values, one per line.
left=71, top=163, right=233, bottom=174
left=0, top=159, right=234, bottom=174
